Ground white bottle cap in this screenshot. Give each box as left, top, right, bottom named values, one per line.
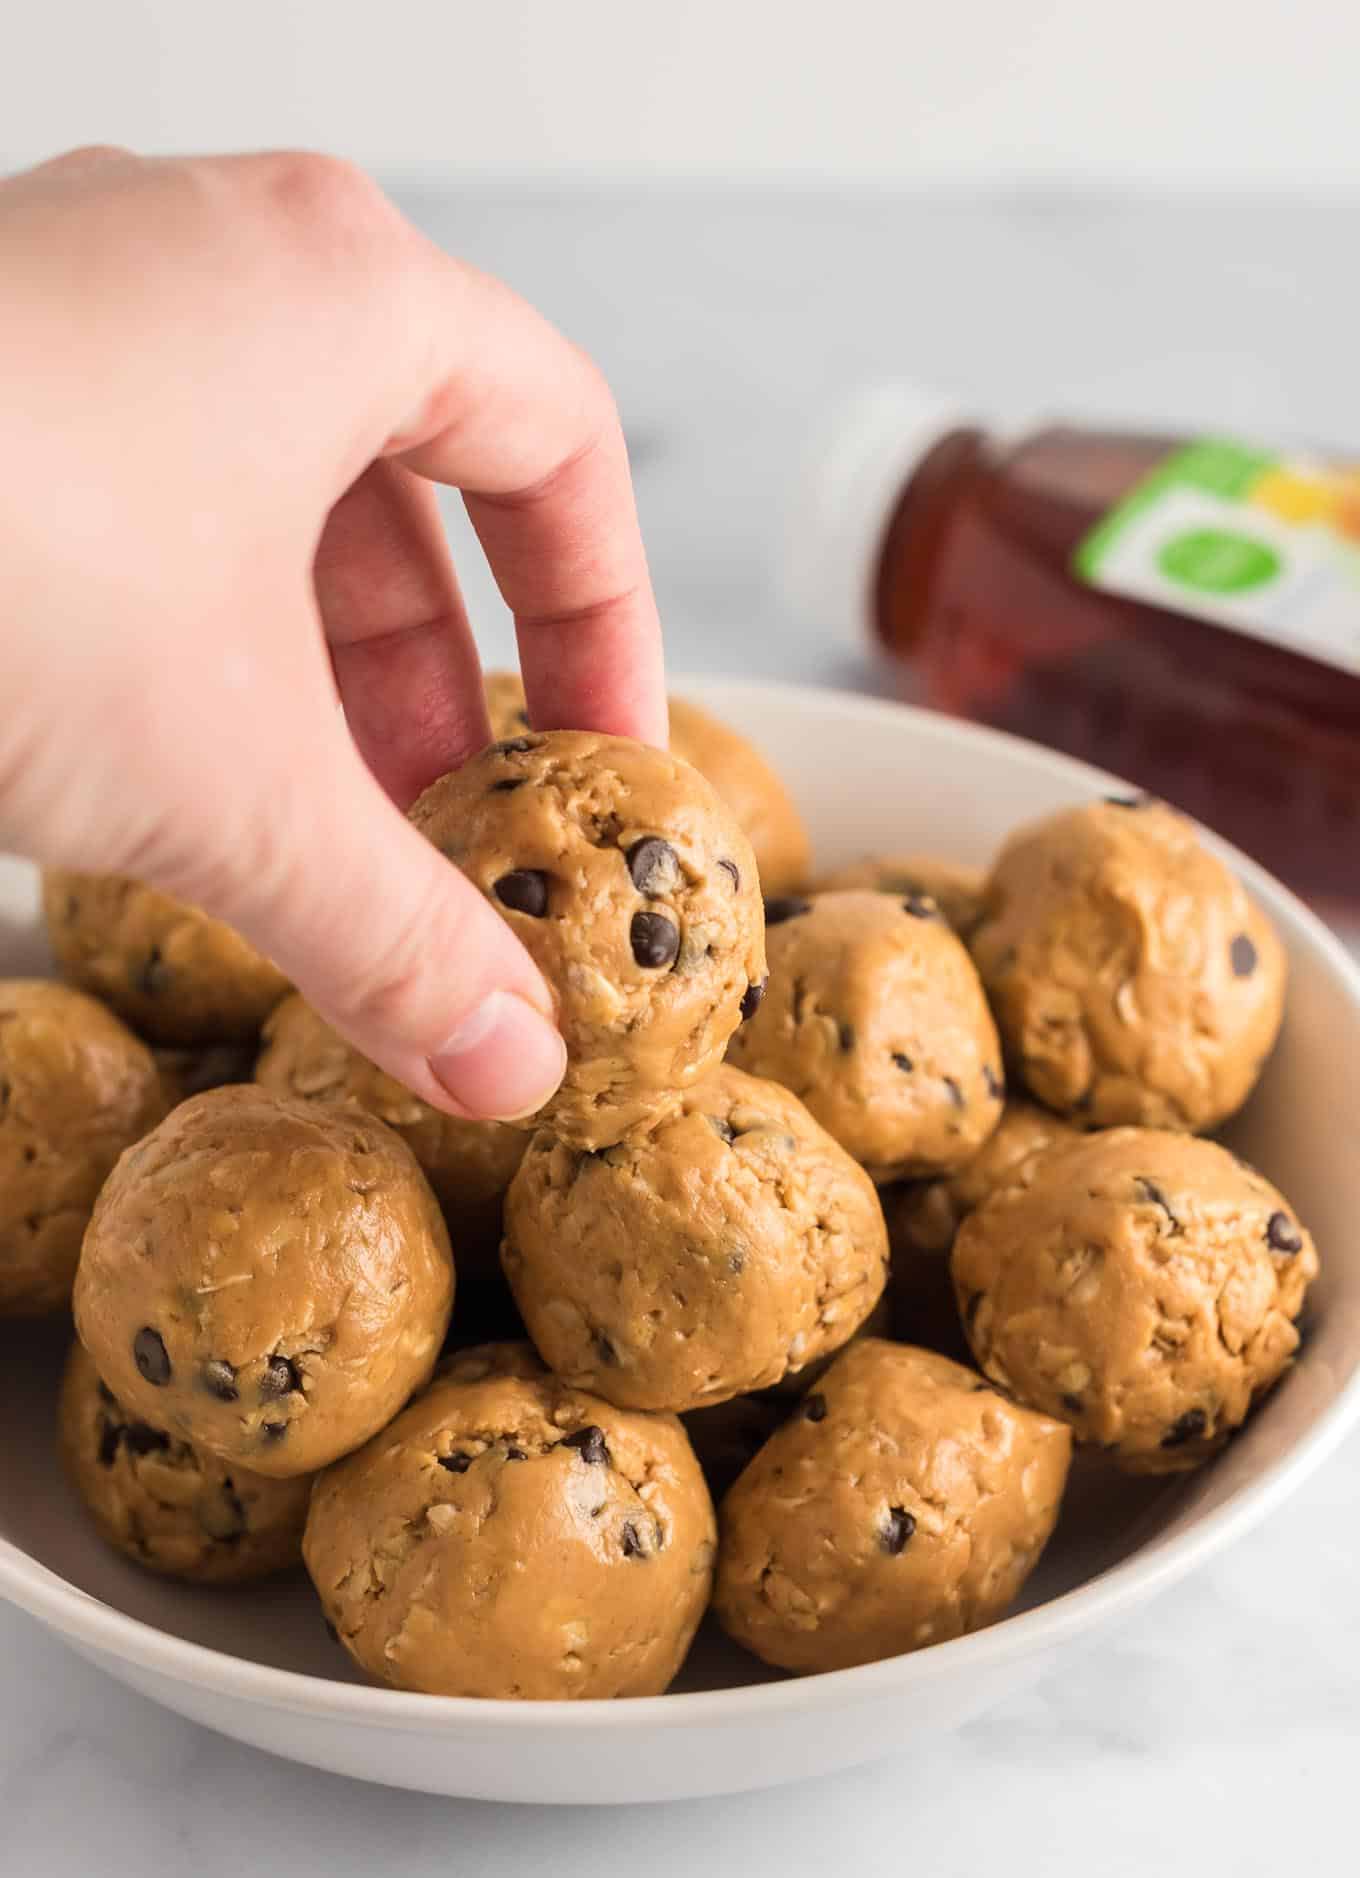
left=780, top=383, right=974, bottom=644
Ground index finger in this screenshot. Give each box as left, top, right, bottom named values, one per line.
left=382, top=252, right=668, bottom=748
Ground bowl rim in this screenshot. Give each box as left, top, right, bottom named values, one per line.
left=5, top=676, right=1360, bottom=1734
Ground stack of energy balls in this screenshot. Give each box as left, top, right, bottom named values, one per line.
left=1, top=677, right=1317, bottom=1700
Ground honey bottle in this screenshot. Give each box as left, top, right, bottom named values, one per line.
left=791, top=386, right=1360, bottom=920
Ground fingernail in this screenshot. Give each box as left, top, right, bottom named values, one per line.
left=429, top=991, right=567, bottom=1121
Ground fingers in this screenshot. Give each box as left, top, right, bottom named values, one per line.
left=317, top=462, right=492, bottom=807
left=191, top=707, right=566, bottom=1123
left=391, top=289, right=667, bottom=745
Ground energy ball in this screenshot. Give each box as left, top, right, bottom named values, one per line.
left=727, top=890, right=1004, bottom=1182
left=502, top=1065, right=889, bottom=1411
left=885, top=1101, right=1081, bottom=1358
left=812, top=853, right=985, bottom=937
left=714, top=1340, right=1071, bottom=1674
left=0, top=980, right=166, bottom=1317
left=666, top=696, right=811, bottom=898
left=482, top=673, right=811, bottom=897
left=43, top=870, right=290, bottom=1046
left=952, top=1128, right=1317, bottom=1472
left=59, top=1340, right=311, bottom=1584
left=410, top=730, right=766, bottom=1148
left=304, top=1342, right=717, bottom=1700
left=969, top=798, right=1286, bottom=1129
left=73, top=1086, right=454, bottom=1478
left=256, top=993, right=525, bottom=1280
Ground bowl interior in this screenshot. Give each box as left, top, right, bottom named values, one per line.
left=2, top=680, right=1359, bottom=1701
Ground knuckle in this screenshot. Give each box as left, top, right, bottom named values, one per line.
left=251, top=149, right=389, bottom=241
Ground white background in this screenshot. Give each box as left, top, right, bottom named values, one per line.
left=6, top=0, right=1360, bottom=187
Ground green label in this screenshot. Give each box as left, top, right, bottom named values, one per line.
left=1157, top=528, right=1282, bottom=594
left=1071, top=435, right=1360, bottom=677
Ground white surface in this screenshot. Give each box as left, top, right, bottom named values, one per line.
left=6, top=0, right=1360, bottom=186
left=5, top=685, right=1360, bottom=1820
left=3, top=180, right=1359, bottom=1860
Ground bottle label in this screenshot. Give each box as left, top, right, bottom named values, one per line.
left=1073, top=437, right=1360, bottom=674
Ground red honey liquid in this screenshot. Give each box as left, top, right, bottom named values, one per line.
left=874, top=425, right=1360, bottom=918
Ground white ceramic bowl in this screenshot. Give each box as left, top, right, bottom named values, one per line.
left=3, top=678, right=1360, bottom=1805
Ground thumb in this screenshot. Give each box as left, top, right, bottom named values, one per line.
left=191, top=741, right=566, bottom=1124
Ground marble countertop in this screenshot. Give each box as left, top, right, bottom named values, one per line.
left=5, top=181, right=1359, bottom=1873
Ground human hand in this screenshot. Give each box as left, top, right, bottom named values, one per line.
left=0, top=147, right=666, bottom=1120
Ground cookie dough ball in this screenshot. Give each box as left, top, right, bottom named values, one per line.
left=970, top=799, right=1286, bottom=1129
left=482, top=674, right=812, bottom=897
left=727, top=891, right=1004, bottom=1182
left=715, top=1340, right=1071, bottom=1673
left=1, top=981, right=166, bottom=1317
left=73, top=1087, right=454, bottom=1477
left=503, top=1065, right=889, bottom=1411
left=43, top=871, right=290, bottom=1046
left=59, top=1341, right=310, bottom=1583
left=305, top=1341, right=716, bottom=1699
left=952, top=1129, right=1317, bottom=1472
left=885, top=1102, right=1081, bottom=1358
left=256, top=994, right=525, bottom=1280
left=667, top=697, right=811, bottom=898
left=812, top=854, right=985, bottom=937
left=411, top=731, right=766, bottom=1147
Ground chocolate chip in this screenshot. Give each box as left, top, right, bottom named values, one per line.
left=1267, top=1211, right=1303, bottom=1254
left=504, top=1445, right=527, bottom=1462
left=1061, top=1392, right=1084, bottom=1415
left=123, top=1422, right=171, bottom=1457
left=838, top=1022, right=856, bottom=1052
left=515, top=711, right=531, bottom=728
left=261, top=1421, right=288, bottom=1443
left=902, top=893, right=938, bottom=920
left=626, top=837, right=679, bottom=896
left=892, top=1052, right=914, bottom=1073
left=802, top=1393, right=827, bottom=1423
left=202, top=1360, right=238, bottom=1403
left=1135, top=1177, right=1182, bottom=1234
left=943, top=1076, right=965, bottom=1110
left=1230, top=933, right=1258, bottom=977
left=260, top=1355, right=301, bottom=1400
left=438, top=1451, right=473, bottom=1474
left=984, top=1065, right=1005, bottom=1100
left=491, top=736, right=535, bottom=755
left=494, top=869, right=550, bottom=917
left=764, top=896, right=811, bottom=925
left=630, top=910, right=680, bottom=969
left=134, top=948, right=171, bottom=998
left=708, top=1116, right=735, bottom=1144
left=1161, top=1407, right=1208, bottom=1449
left=97, top=1420, right=122, bottom=1467
left=740, top=977, right=767, bottom=1022
left=621, top=1520, right=649, bottom=1559
left=490, top=778, right=524, bottom=793
left=560, top=1425, right=610, bottom=1466
left=1104, top=793, right=1150, bottom=809
left=880, top=1507, right=916, bottom=1555
left=718, top=858, right=741, bottom=890
left=133, top=1328, right=171, bottom=1387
